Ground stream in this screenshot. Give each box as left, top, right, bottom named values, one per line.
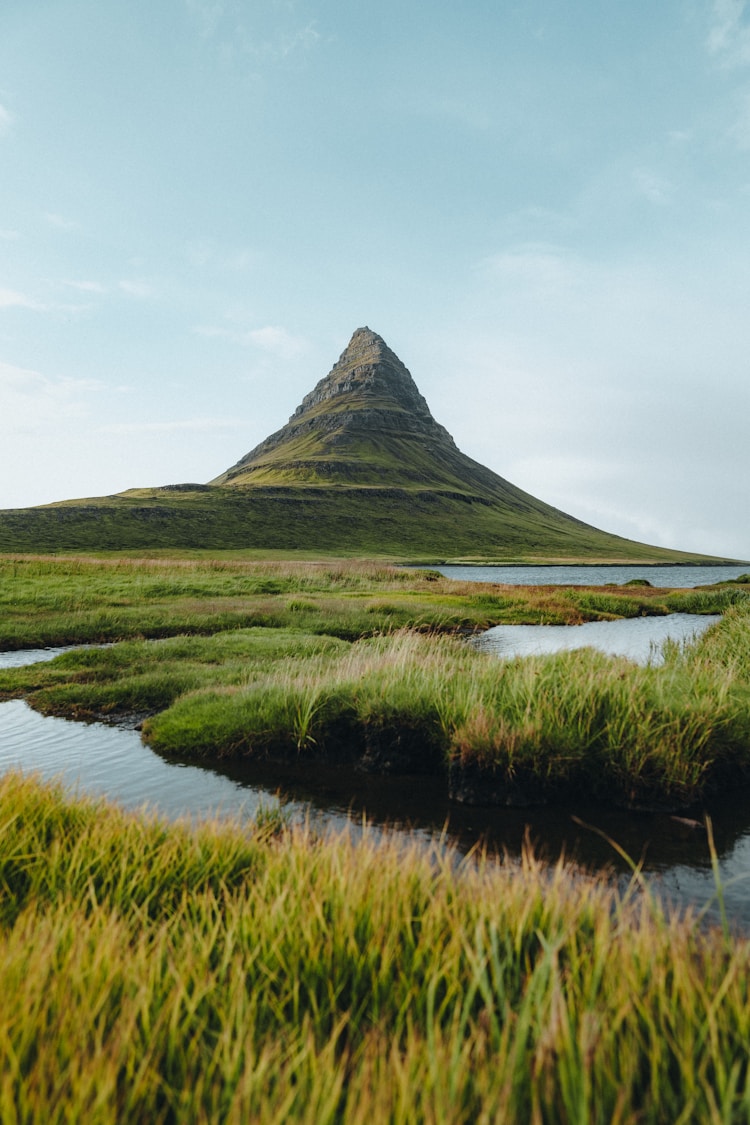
left=2, top=568, right=749, bottom=929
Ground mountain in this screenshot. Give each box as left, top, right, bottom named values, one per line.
left=0, top=327, right=727, bottom=560
left=213, top=327, right=543, bottom=499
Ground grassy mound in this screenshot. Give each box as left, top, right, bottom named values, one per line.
left=3, top=568, right=750, bottom=809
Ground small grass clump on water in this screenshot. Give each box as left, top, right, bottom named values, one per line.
left=0, top=628, right=349, bottom=721
left=2, top=771, right=750, bottom=1123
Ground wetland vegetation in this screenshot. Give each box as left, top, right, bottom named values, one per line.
left=3, top=553, right=750, bottom=1120
left=1, top=553, right=744, bottom=650
left=3, top=771, right=750, bottom=1122
left=1, top=554, right=749, bottom=811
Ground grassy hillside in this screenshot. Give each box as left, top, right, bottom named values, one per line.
left=0, top=484, right=729, bottom=561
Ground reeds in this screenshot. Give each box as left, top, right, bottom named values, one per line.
left=1, top=771, right=750, bottom=1122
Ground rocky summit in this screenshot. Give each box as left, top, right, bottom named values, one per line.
left=212, top=326, right=462, bottom=489
left=210, top=326, right=566, bottom=504
left=0, top=328, right=722, bottom=560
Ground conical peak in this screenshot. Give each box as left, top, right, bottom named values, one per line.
left=213, top=327, right=460, bottom=485
left=291, top=327, right=435, bottom=422
left=347, top=325, right=385, bottom=350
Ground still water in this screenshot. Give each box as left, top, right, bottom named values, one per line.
left=433, top=563, right=749, bottom=587
left=473, top=613, right=721, bottom=664
left=2, top=617, right=749, bottom=930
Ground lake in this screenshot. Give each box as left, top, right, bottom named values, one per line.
left=432, top=563, right=749, bottom=587
left=2, top=614, right=749, bottom=931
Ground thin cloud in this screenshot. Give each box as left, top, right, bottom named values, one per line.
left=481, top=244, right=578, bottom=293
left=193, top=322, right=308, bottom=358
left=247, top=325, right=307, bottom=358
left=185, top=1, right=320, bottom=64
left=43, top=212, right=78, bottom=231
left=0, top=288, right=43, bottom=311
left=1, top=288, right=97, bottom=317
left=184, top=238, right=258, bottom=271
left=632, top=168, right=673, bottom=205
left=272, top=22, right=320, bottom=60
left=119, top=279, right=156, bottom=299
left=185, top=0, right=224, bottom=38
left=238, top=21, right=321, bottom=63
left=0, top=360, right=98, bottom=431
left=63, top=279, right=107, bottom=294
left=0, top=104, right=13, bottom=136
left=707, top=0, right=750, bottom=65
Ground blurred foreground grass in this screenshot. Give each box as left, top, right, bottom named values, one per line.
left=2, top=771, right=750, bottom=1123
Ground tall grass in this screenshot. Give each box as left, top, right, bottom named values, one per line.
left=4, top=605, right=750, bottom=810
left=132, top=608, right=750, bottom=808
left=665, top=586, right=750, bottom=614
left=2, top=772, right=750, bottom=1122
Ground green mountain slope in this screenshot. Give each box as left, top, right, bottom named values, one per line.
left=0, top=328, right=732, bottom=561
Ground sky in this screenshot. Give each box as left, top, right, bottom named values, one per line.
left=1, top=0, right=749, bottom=560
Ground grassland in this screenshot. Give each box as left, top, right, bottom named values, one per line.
left=2, top=770, right=750, bottom=1123
left=0, top=553, right=742, bottom=651
left=1, top=554, right=749, bottom=811
left=0, top=481, right=732, bottom=560
left=3, top=554, right=750, bottom=1119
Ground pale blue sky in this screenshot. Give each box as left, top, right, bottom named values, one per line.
left=1, top=1, right=749, bottom=558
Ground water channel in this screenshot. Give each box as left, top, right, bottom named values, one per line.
left=2, top=564, right=749, bottom=929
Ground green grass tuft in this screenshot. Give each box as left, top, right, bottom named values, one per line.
left=3, top=557, right=750, bottom=810
left=2, top=772, right=750, bottom=1122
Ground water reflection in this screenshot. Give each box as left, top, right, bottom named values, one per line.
left=2, top=695, right=750, bottom=930
left=2, top=634, right=750, bottom=931
left=0, top=699, right=279, bottom=824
